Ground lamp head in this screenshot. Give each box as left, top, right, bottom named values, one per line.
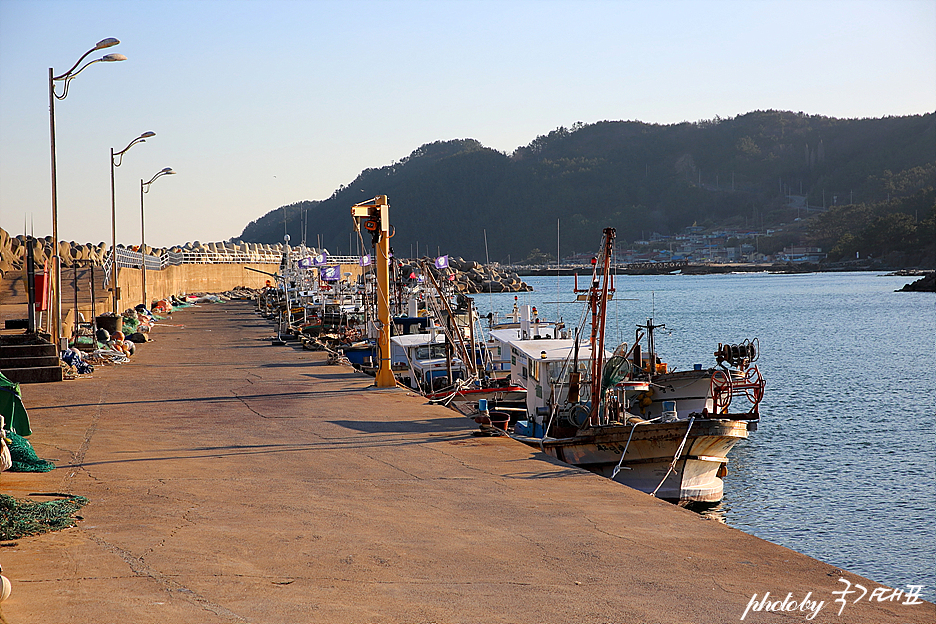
left=161, top=167, right=176, bottom=174
left=140, top=131, right=156, bottom=139
left=101, top=53, right=127, bottom=62
left=95, top=38, right=120, bottom=50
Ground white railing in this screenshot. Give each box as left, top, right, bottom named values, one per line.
left=160, top=250, right=287, bottom=266
left=102, top=248, right=362, bottom=285
left=320, top=255, right=360, bottom=265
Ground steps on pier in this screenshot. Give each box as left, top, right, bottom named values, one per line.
left=0, top=335, right=63, bottom=383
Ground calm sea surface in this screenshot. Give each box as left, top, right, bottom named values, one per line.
left=478, top=271, right=935, bottom=599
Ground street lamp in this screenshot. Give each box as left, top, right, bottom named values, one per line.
left=140, top=168, right=176, bottom=309
left=49, top=37, right=126, bottom=348
left=110, top=131, right=155, bottom=314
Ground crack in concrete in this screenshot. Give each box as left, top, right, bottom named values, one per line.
left=61, top=385, right=105, bottom=487
left=361, top=453, right=424, bottom=480
left=711, top=576, right=751, bottom=598
left=427, top=444, right=512, bottom=478
left=581, top=514, right=642, bottom=546
left=507, top=525, right=552, bottom=559
left=231, top=392, right=297, bottom=419
left=17, top=573, right=536, bottom=587
left=141, top=503, right=199, bottom=559
left=82, top=531, right=250, bottom=623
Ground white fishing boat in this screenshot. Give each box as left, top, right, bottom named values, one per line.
left=390, top=332, right=458, bottom=392
left=500, top=227, right=764, bottom=504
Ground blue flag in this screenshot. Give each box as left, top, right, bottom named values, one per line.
left=313, top=252, right=328, bottom=266
left=360, top=254, right=372, bottom=267
left=321, top=266, right=340, bottom=281
left=434, top=255, right=449, bottom=269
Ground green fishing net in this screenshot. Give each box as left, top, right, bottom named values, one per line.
left=0, top=493, right=88, bottom=540
left=5, top=431, right=55, bottom=472
left=601, top=355, right=632, bottom=391
left=121, top=316, right=139, bottom=333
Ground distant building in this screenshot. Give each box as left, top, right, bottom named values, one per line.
left=777, top=246, right=826, bottom=263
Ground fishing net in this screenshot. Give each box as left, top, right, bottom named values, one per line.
left=0, top=493, right=88, bottom=540
left=121, top=315, right=140, bottom=334
left=5, top=431, right=55, bottom=472
left=601, top=356, right=632, bottom=391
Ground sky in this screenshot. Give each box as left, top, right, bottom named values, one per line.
left=1, top=0, right=934, bottom=249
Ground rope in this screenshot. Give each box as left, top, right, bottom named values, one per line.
left=429, top=376, right=478, bottom=406
left=610, top=416, right=662, bottom=479
left=651, top=416, right=695, bottom=497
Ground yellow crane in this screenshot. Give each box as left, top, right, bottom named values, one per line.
left=351, top=195, right=395, bottom=387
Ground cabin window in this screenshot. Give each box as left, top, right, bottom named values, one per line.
left=414, top=344, right=447, bottom=360
left=521, top=366, right=528, bottom=379
left=555, top=361, right=590, bottom=384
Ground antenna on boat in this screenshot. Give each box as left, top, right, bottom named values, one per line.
left=483, top=228, right=494, bottom=319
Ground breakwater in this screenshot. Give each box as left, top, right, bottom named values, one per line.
left=397, top=256, right=532, bottom=293
left=0, top=226, right=296, bottom=276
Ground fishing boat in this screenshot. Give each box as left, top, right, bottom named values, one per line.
left=389, top=261, right=527, bottom=408
left=501, top=227, right=764, bottom=504
left=390, top=332, right=455, bottom=391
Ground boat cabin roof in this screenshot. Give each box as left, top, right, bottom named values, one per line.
left=389, top=333, right=446, bottom=348
left=489, top=325, right=560, bottom=343
left=505, top=337, right=601, bottom=363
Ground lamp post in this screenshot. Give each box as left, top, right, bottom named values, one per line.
left=110, top=132, right=155, bottom=314
left=140, top=168, right=176, bottom=309
left=49, top=38, right=126, bottom=348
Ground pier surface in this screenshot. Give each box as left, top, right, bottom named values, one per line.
left=1, top=301, right=931, bottom=623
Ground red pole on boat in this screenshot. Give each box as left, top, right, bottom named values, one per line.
left=589, top=227, right=615, bottom=426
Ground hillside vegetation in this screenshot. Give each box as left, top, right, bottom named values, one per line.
left=239, top=111, right=935, bottom=265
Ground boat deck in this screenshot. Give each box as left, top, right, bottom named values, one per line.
left=0, top=301, right=930, bottom=623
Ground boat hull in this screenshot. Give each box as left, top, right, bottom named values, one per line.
left=531, top=419, right=750, bottom=503
left=425, top=385, right=527, bottom=404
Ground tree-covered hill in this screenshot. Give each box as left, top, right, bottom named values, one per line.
left=238, top=111, right=935, bottom=263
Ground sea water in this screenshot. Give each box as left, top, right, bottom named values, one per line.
left=476, top=271, right=935, bottom=599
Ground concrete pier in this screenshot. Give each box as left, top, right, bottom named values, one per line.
left=1, top=301, right=931, bottom=623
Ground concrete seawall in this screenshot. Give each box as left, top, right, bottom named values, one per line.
left=1, top=261, right=362, bottom=341
left=0, top=301, right=931, bottom=623
left=114, top=263, right=274, bottom=309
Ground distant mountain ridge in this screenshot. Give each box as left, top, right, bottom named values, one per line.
left=239, top=110, right=935, bottom=262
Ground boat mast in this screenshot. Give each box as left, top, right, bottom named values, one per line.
left=421, top=260, right=475, bottom=377
left=568, top=328, right=581, bottom=403
left=588, top=227, right=616, bottom=426
left=636, top=317, right=665, bottom=382
left=467, top=297, right=477, bottom=378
